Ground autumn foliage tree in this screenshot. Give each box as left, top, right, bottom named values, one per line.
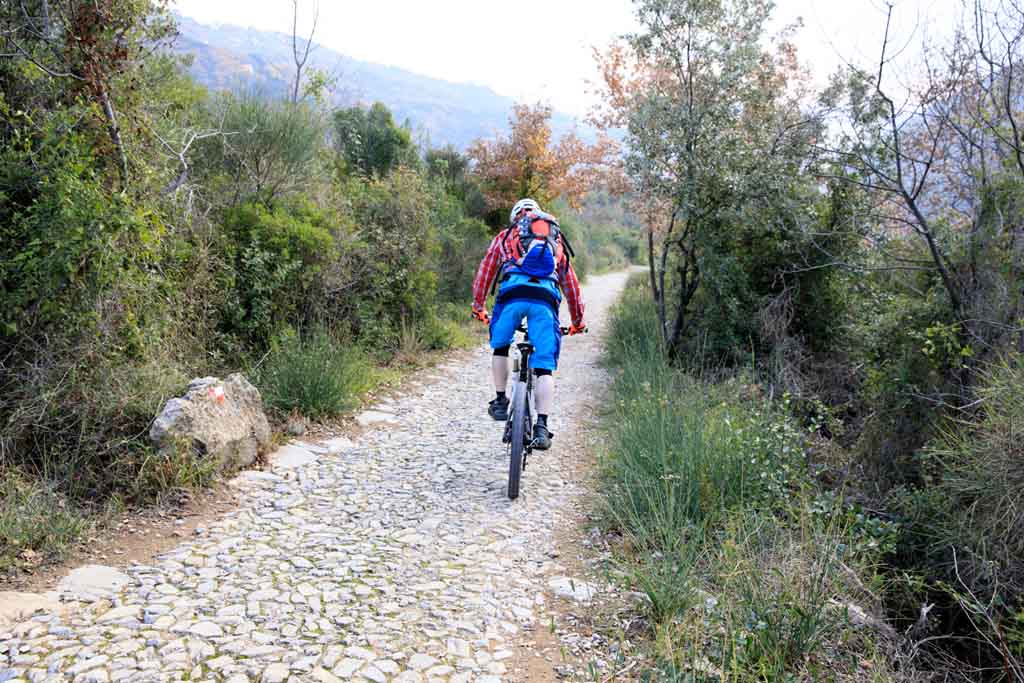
left=467, top=103, right=619, bottom=227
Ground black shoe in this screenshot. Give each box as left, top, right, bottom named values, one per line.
left=532, top=423, right=553, bottom=450
left=488, top=396, right=509, bottom=421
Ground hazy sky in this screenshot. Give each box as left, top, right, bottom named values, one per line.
left=171, top=0, right=963, bottom=117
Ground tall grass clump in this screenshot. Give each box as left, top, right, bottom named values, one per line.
left=0, top=473, right=91, bottom=574
left=599, top=276, right=911, bottom=681
left=257, top=330, right=376, bottom=419
left=894, top=355, right=1024, bottom=672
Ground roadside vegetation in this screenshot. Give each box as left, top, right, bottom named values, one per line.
left=0, top=3, right=635, bottom=577
left=595, top=0, right=1024, bottom=678
left=601, top=279, right=905, bottom=681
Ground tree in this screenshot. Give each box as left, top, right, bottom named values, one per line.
left=824, top=0, right=1024, bottom=371
left=332, top=102, right=413, bottom=177
left=592, top=0, right=825, bottom=361
left=467, top=103, right=619, bottom=227
left=0, top=0, right=176, bottom=188
left=425, top=145, right=487, bottom=217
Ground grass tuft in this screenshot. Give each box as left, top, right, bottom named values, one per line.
left=257, top=329, right=377, bottom=419
left=0, top=472, right=91, bottom=574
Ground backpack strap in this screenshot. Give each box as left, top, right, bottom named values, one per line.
left=491, top=225, right=517, bottom=296
left=559, top=230, right=575, bottom=259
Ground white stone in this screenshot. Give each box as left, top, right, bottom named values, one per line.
left=271, top=444, right=318, bottom=469
left=232, top=470, right=285, bottom=485
left=189, top=621, right=224, bottom=638
left=96, top=605, right=140, bottom=624
left=359, top=666, right=387, bottom=683
left=262, top=662, right=290, bottom=683
left=0, top=592, right=65, bottom=628
left=58, top=565, right=131, bottom=601
left=332, top=658, right=363, bottom=678
left=408, top=654, right=436, bottom=671
left=373, top=659, right=399, bottom=675
left=344, top=646, right=375, bottom=661
left=323, top=437, right=356, bottom=453
left=310, top=668, right=344, bottom=683
left=548, top=576, right=599, bottom=603
left=150, top=374, right=270, bottom=470
left=66, top=655, right=109, bottom=676
left=355, top=411, right=399, bottom=427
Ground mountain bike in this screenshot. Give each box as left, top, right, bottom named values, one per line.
left=502, top=321, right=582, bottom=500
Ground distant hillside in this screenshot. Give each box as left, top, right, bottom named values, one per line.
left=173, top=14, right=591, bottom=149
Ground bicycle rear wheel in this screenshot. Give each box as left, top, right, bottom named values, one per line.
left=507, top=379, right=528, bottom=500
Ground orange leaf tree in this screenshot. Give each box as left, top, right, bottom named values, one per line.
left=467, top=103, right=620, bottom=227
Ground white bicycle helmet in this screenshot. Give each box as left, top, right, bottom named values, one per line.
left=509, top=198, right=540, bottom=224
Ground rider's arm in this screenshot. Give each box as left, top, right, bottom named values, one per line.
left=557, top=253, right=585, bottom=327
left=471, top=233, right=504, bottom=312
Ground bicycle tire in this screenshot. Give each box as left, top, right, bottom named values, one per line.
left=507, top=379, right=528, bottom=500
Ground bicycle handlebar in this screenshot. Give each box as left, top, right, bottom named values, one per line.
left=515, top=323, right=588, bottom=335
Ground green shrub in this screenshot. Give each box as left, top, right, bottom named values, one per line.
left=337, top=169, right=440, bottom=348
left=0, top=127, right=162, bottom=338
left=221, top=199, right=338, bottom=346
left=257, top=330, right=375, bottom=419
left=333, top=102, right=415, bottom=177
left=420, top=304, right=475, bottom=351
left=200, top=91, right=327, bottom=202
left=852, top=285, right=964, bottom=490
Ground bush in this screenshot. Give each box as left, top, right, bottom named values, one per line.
left=852, top=284, right=964, bottom=491
left=200, top=92, right=326, bottom=202
left=257, top=330, right=376, bottom=419
left=339, top=169, right=440, bottom=346
left=220, top=199, right=337, bottom=346
left=419, top=304, right=474, bottom=352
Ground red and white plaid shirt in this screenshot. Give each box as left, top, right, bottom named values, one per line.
left=472, top=228, right=585, bottom=327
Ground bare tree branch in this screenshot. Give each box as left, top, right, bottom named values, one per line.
left=291, top=0, right=320, bottom=103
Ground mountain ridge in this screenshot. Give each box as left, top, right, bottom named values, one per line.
left=172, top=13, right=592, bottom=149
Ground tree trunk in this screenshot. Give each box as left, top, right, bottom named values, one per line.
left=647, top=225, right=662, bottom=344
left=98, top=83, right=128, bottom=189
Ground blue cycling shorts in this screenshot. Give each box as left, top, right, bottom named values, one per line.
left=490, top=299, right=562, bottom=371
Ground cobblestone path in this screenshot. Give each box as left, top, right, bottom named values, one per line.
left=0, top=271, right=631, bottom=683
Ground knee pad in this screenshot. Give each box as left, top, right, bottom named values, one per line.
left=493, top=345, right=511, bottom=358
left=533, top=368, right=553, bottom=377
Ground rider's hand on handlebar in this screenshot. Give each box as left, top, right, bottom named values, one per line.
left=567, top=323, right=587, bottom=336
left=471, top=306, right=490, bottom=325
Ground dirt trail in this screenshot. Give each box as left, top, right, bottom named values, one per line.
left=0, top=271, right=632, bottom=683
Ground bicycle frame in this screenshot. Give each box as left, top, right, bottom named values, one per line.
left=504, top=323, right=535, bottom=464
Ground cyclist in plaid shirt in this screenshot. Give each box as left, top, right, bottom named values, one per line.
left=471, top=198, right=586, bottom=450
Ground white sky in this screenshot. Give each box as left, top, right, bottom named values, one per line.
left=172, top=0, right=963, bottom=117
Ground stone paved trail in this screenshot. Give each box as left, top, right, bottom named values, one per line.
left=0, top=271, right=631, bottom=683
